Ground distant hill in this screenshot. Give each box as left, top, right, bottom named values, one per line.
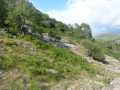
left=94, top=33, right=120, bottom=43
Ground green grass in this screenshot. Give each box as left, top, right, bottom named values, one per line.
left=0, top=34, right=99, bottom=89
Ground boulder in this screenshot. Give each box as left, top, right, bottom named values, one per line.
left=22, top=26, right=34, bottom=35
left=45, top=69, right=58, bottom=74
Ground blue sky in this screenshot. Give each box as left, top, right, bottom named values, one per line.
left=30, top=0, right=68, bottom=12
left=30, top=0, right=120, bottom=36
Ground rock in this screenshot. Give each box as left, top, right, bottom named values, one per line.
left=16, top=42, right=20, bottom=46
left=95, top=74, right=103, bottom=79
left=26, top=83, right=31, bottom=87
left=0, top=29, right=8, bottom=33
left=30, top=48, right=34, bottom=51
left=25, top=83, right=31, bottom=90
left=2, top=77, right=7, bottom=80
left=12, top=36, right=16, bottom=39
left=23, top=79, right=27, bottom=83
left=45, top=69, right=58, bottom=74
left=25, top=20, right=32, bottom=25
left=2, top=74, right=6, bottom=77
left=109, top=77, right=120, bottom=89
left=24, top=45, right=29, bottom=49
left=55, top=35, right=61, bottom=40
left=0, top=40, right=3, bottom=44
left=9, top=72, right=13, bottom=75
left=0, top=71, right=4, bottom=74
left=20, top=42, right=23, bottom=46
left=2, top=47, right=7, bottom=51
left=67, top=85, right=76, bottom=90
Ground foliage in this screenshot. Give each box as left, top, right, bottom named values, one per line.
left=82, top=40, right=105, bottom=62
left=99, top=40, right=120, bottom=60
left=0, top=0, right=93, bottom=39
left=74, top=23, right=92, bottom=39
left=0, top=0, right=7, bottom=27
left=49, top=30, right=56, bottom=38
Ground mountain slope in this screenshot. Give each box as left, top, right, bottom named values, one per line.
left=0, top=32, right=99, bottom=89
left=1, top=0, right=120, bottom=90
left=94, top=33, right=120, bottom=43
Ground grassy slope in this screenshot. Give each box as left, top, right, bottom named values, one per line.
left=0, top=32, right=99, bottom=89
left=94, top=34, right=120, bottom=60
left=94, top=33, right=120, bottom=43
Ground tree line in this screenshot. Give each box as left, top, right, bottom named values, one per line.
left=0, top=0, right=92, bottom=39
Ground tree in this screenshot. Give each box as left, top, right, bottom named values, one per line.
left=0, top=0, right=7, bottom=27
left=5, top=0, right=29, bottom=35
left=81, top=23, right=92, bottom=38
left=74, top=23, right=92, bottom=39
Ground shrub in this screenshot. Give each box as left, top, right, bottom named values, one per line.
left=0, top=32, right=6, bottom=38
left=82, top=40, right=105, bottom=62
left=24, top=35, right=32, bottom=41
left=17, top=34, right=24, bottom=39
left=8, top=27, right=19, bottom=35
left=48, top=31, right=56, bottom=38
left=4, top=41, right=17, bottom=46
left=32, top=39, right=51, bottom=49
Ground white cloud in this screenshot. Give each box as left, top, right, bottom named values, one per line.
left=46, top=0, right=120, bottom=35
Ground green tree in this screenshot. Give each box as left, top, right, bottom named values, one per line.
left=74, top=23, right=92, bottom=39
left=0, top=0, right=7, bottom=27
left=5, top=0, right=29, bottom=35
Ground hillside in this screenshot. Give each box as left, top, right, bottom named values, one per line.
left=0, top=0, right=120, bottom=90
left=94, top=33, right=120, bottom=43
left=1, top=31, right=120, bottom=89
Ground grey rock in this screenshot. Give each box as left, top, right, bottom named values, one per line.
left=2, top=77, right=7, bottom=80
left=0, top=29, right=8, bottom=33
left=2, top=47, right=7, bottom=51
left=9, top=72, right=13, bottom=75
left=55, top=35, right=61, bottom=40
left=25, top=83, right=31, bottom=90
left=0, top=40, right=3, bottom=44
left=67, top=85, right=76, bottom=90
left=2, top=74, right=6, bottom=77
left=23, top=78, right=27, bottom=83
left=45, top=69, right=58, bottom=74
left=0, top=71, right=4, bottom=74
left=30, top=48, right=34, bottom=51
left=26, top=83, right=31, bottom=87
left=109, top=77, right=120, bottom=90
left=20, top=42, right=23, bottom=46
left=12, top=36, right=16, bottom=39
left=16, top=42, right=20, bottom=46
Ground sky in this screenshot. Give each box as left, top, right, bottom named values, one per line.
left=30, top=0, right=120, bottom=36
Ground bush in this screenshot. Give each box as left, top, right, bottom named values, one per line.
left=48, top=31, right=56, bottom=38
left=17, top=34, right=24, bottom=39
left=0, top=32, right=6, bottom=38
left=8, top=27, right=19, bottom=35
left=4, top=41, right=17, bottom=46
left=24, top=35, right=32, bottom=41
left=82, top=40, right=105, bottom=62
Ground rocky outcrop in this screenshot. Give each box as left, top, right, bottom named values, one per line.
left=21, top=26, right=35, bottom=35
left=109, top=77, right=120, bottom=90
left=43, top=33, right=70, bottom=49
